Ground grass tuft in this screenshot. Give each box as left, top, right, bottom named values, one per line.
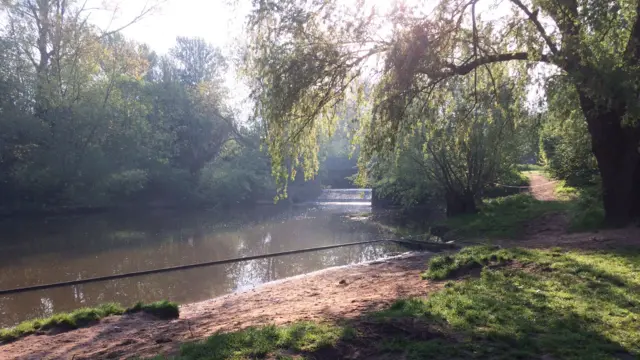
left=422, top=245, right=514, bottom=280
left=0, top=300, right=180, bottom=343
left=0, top=303, right=125, bottom=343
left=126, top=300, right=179, bottom=320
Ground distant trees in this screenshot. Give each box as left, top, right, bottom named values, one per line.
left=0, top=1, right=272, bottom=211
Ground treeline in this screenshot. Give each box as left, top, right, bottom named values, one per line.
left=0, top=1, right=273, bottom=212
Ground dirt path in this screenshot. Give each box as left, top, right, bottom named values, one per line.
left=1, top=252, right=441, bottom=360
left=526, top=172, right=558, bottom=201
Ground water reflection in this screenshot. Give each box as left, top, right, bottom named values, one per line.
left=0, top=204, right=401, bottom=327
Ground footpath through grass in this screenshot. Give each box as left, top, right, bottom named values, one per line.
left=443, top=180, right=605, bottom=240
left=151, top=246, right=640, bottom=360
left=0, top=300, right=179, bottom=343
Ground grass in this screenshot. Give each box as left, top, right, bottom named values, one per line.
left=150, top=246, right=640, bottom=359
left=0, top=303, right=125, bottom=343
left=127, top=300, right=180, bottom=320
left=444, top=193, right=571, bottom=239
left=442, top=178, right=606, bottom=240
left=0, top=300, right=179, bottom=343
left=555, top=181, right=605, bottom=232
left=379, top=246, right=640, bottom=359
left=151, top=322, right=353, bottom=360
left=421, top=245, right=514, bottom=280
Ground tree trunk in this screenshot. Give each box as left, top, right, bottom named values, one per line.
left=445, top=190, right=477, bottom=217
left=579, top=92, right=640, bottom=226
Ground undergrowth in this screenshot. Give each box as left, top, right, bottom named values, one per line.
left=0, top=300, right=179, bottom=343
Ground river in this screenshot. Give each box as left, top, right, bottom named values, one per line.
left=0, top=195, right=405, bottom=327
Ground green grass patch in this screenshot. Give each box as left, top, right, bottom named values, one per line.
left=377, top=246, right=640, bottom=359
left=153, top=322, right=352, bottom=359
left=554, top=181, right=605, bottom=232
left=127, top=300, right=179, bottom=320
left=422, top=245, right=515, bottom=280
left=444, top=193, right=570, bottom=239
left=0, top=303, right=125, bottom=343
left=0, top=300, right=180, bottom=343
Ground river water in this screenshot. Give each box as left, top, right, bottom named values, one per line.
left=0, top=197, right=404, bottom=327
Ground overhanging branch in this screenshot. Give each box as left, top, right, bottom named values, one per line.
left=509, top=0, right=559, bottom=55
left=419, top=52, right=551, bottom=78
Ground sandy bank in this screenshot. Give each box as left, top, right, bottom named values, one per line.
left=1, top=252, right=439, bottom=360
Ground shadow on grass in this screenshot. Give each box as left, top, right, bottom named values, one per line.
left=442, top=187, right=607, bottom=240
left=151, top=247, right=640, bottom=360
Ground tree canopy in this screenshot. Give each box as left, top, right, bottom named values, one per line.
left=244, top=0, right=640, bottom=223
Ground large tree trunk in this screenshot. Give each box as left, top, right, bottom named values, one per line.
left=579, top=93, right=640, bottom=226
left=445, top=190, right=477, bottom=217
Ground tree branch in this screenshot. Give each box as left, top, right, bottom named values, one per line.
left=419, top=52, right=551, bottom=78
left=508, top=0, right=559, bottom=55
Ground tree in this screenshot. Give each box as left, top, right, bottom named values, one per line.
left=244, top=0, right=640, bottom=225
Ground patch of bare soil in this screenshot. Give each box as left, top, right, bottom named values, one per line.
left=508, top=172, right=640, bottom=250
left=526, top=172, right=558, bottom=201
left=0, top=253, right=441, bottom=360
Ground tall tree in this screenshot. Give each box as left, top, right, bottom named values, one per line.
left=245, top=0, right=640, bottom=225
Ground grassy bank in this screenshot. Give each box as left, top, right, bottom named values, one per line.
left=149, top=246, right=639, bottom=359
left=443, top=180, right=604, bottom=240
left=0, top=300, right=179, bottom=343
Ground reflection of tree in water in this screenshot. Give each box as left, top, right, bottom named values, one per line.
left=0, top=204, right=395, bottom=326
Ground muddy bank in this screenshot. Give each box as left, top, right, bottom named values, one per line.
left=1, top=252, right=439, bottom=360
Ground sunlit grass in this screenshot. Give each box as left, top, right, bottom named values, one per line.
left=0, top=303, right=125, bottom=343
left=444, top=193, right=571, bottom=239
left=151, top=322, right=353, bottom=360
left=378, top=246, right=640, bottom=359
left=0, top=300, right=180, bottom=343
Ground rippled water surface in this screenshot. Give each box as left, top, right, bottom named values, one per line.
left=0, top=199, right=403, bottom=327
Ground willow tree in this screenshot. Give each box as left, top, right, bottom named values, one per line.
left=244, top=0, right=640, bottom=225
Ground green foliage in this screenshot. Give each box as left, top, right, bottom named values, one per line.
left=0, top=303, right=125, bottom=343
left=0, top=2, right=274, bottom=212
left=127, top=300, right=179, bottom=320
left=244, top=0, right=640, bottom=223
left=516, top=164, right=544, bottom=172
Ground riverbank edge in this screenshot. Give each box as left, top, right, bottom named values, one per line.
left=0, top=251, right=434, bottom=347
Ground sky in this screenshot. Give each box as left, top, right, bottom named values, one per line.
left=90, top=0, right=246, bottom=54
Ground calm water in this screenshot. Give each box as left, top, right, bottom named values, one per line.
left=0, top=201, right=403, bottom=327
